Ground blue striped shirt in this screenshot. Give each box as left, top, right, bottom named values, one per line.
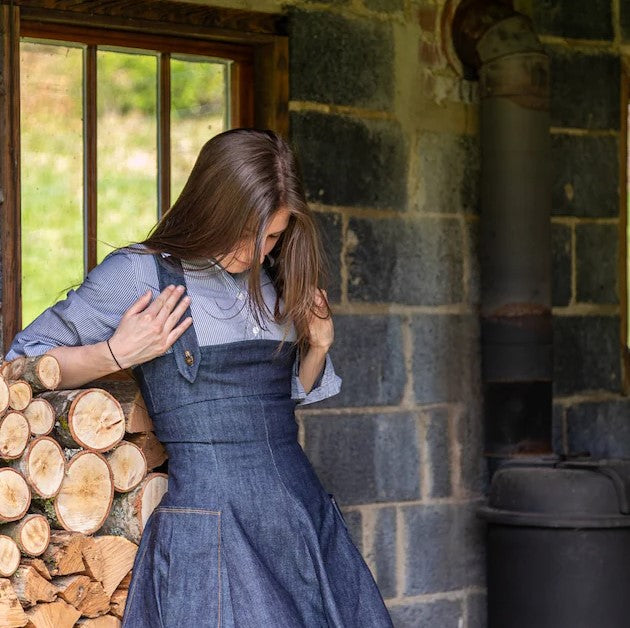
left=6, top=244, right=341, bottom=406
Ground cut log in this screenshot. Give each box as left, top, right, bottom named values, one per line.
left=0, top=468, right=31, bottom=522
left=24, top=598, right=82, bottom=627
left=0, top=535, right=21, bottom=577
left=84, top=379, right=153, bottom=434
left=91, top=536, right=137, bottom=597
left=1, top=356, right=61, bottom=393
left=90, top=378, right=153, bottom=434
left=0, top=411, right=30, bottom=460
left=108, top=587, right=127, bottom=619
left=0, top=375, right=11, bottom=416
left=0, top=514, right=50, bottom=557
left=117, top=571, right=131, bottom=589
left=76, top=615, right=122, bottom=627
left=39, top=389, right=125, bottom=452
left=0, top=358, right=24, bottom=381
left=19, top=558, right=51, bottom=581
left=40, top=530, right=85, bottom=576
left=0, top=578, right=29, bottom=626
left=23, top=399, right=55, bottom=437
left=76, top=580, right=110, bottom=618
left=99, top=472, right=168, bottom=544
left=52, top=573, right=91, bottom=607
left=32, top=450, right=114, bottom=534
left=7, top=380, right=32, bottom=412
left=9, top=565, right=58, bottom=607
left=104, top=441, right=146, bottom=493
left=7, top=437, right=65, bottom=499
left=78, top=537, right=104, bottom=587
left=125, top=431, right=167, bottom=470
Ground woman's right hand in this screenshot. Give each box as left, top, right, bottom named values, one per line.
left=107, top=285, right=193, bottom=369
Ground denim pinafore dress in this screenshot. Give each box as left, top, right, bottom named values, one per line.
left=121, top=254, right=394, bottom=628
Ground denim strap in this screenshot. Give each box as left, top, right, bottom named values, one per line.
left=152, top=254, right=201, bottom=383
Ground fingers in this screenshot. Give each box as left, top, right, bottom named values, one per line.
left=155, top=285, right=189, bottom=325
left=165, top=316, right=193, bottom=347
left=123, top=290, right=153, bottom=318
left=143, top=285, right=180, bottom=318
left=163, top=293, right=193, bottom=333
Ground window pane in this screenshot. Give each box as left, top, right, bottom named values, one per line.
left=97, top=49, right=158, bottom=263
left=20, top=41, right=84, bottom=327
left=171, top=56, right=228, bottom=202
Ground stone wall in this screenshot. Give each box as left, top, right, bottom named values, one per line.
left=197, top=1, right=487, bottom=625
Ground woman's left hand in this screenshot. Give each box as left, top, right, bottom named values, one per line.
left=307, top=288, right=334, bottom=350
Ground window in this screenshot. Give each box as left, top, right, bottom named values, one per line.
left=0, top=1, right=288, bottom=352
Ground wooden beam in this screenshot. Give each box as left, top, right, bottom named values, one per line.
left=14, top=0, right=287, bottom=42
left=254, top=37, right=289, bottom=137
left=158, top=52, right=170, bottom=218
left=84, top=45, right=97, bottom=273
left=0, top=4, right=20, bottom=354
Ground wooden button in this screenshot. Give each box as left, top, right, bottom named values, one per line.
left=184, top=350, right=194, bottom=365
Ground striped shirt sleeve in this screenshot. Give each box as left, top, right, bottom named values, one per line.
left=291, top=351, right=342, bottom=406
left=5, top=249, right=138, bottom=360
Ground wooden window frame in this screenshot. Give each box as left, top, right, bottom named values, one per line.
left=0, top=0, right=289, bottom=354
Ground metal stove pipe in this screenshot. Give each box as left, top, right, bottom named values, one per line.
left=452, top=0, right=552, bottom=474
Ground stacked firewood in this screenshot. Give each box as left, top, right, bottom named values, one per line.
left=0, top=355, right=168, bottom=627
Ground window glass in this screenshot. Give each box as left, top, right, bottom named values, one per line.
left=97, top=49, right=158, bottom=263
left=20, top=41, right=84, bottom=327
left=170, top=55, right=229, bottom=201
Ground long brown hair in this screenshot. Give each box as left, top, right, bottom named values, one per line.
left=129, top=128, right=331, bottom=356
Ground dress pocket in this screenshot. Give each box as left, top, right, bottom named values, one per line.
left=328, top=493, right=348, bottom=530
left=152, top=506, right=222, bottom=628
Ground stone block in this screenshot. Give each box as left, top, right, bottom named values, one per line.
left=425, top=406, right=451, bottom=498
left=552, top=222, right=571, bottom=306
left=412, top=314, right=481, bottom=404
left=531, top=0, right=613, bottom=40
left=551, top=134, right=619, bottom=218
left=340, top=508, right=363, bottom=553
left=388, top=598, right=464, bottom=628
left=290, top=111, right=407, bottom=209
left=302, top=412, right=421, bottom=505
left=364, top=0, right=404, bottom=13
left=575, top=223, right=618, bottom=304
left=553, top=315, right=621, bottom=395
left=416, top=131, right=480, bottom=214
left=549, top=47, right=620, bottom=130
left=346, top=216, right=463, bottom=305
left=465, top=218, right=481, bottom=307
left=566, top=399, right=630, bottom=458
left=466, top=592, right=487, bottom=628
left=323, top=314, right=406, bottom=407
left=552, top=402, right=565, bottom=455
left=314, top=211, right=342, bottom=303
left=367, top=506, right=397, bottom=599
left=288, top=9, right=394, bottom=110
left=403, top=500, right=486, bottom=595
left=618, top=1, right=630, bottom=41
left=456, top=406, right=489, bottom=496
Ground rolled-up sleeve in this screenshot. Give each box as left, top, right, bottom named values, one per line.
left=5, top=250, right=138, bottom=361
left=291, top=351, right=342, bottom=406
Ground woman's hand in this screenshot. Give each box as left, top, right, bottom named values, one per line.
left=107, top=285, right=193, bottom=369
left=45, top=285, right=192, bottom=389
left=298, top=288, right=333, bottom=395
left=306, top=288, right=333, bottom=350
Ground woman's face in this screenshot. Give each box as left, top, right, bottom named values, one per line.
left=217, top=207, right=291, bottom=273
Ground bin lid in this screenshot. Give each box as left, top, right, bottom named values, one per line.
left=477, top=456, right=630, bottom=528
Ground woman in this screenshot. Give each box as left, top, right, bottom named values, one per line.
left=7, top=128, right=394, bottom=627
